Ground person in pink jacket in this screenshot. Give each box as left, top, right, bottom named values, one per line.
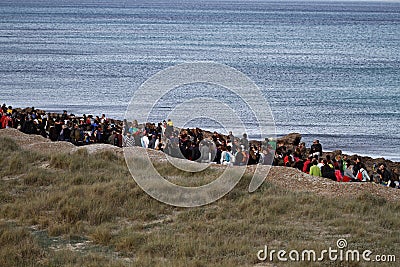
left=334, top=165, right=343, bottom=182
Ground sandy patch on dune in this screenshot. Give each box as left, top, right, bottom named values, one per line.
left=2, top=128, right=399, bottom=202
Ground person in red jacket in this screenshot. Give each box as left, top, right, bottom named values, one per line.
left=1, top=114, right=12, bottom=129
left=303, top=155, right=313, bottom=174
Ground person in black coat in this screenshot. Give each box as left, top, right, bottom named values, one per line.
left=309, top=139, right=322, bottom=158
left=377, top=163, right=395, bottom=187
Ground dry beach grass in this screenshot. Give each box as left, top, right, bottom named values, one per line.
left=0, top=128, right=399, bottom=266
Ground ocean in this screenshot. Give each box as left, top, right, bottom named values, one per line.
left=0, top=0, right=399, bottom=161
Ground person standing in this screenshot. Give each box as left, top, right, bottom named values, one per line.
left=240, top=133, right=249, bottom=151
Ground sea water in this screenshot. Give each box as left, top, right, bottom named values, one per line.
left=0, top=0, right=399, bottom=161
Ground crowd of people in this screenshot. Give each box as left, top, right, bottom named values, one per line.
left=272, top=139, right=399, bottom=188
left=1, top=104, right=398, bottom=189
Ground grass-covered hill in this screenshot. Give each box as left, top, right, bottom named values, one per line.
left=0, top=129, right=399, bottom=266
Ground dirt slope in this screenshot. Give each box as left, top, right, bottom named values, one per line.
left=1, top=128, right=399, bottom=202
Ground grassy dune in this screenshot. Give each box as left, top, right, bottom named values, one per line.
left=0, top=136, right=399, bottom=266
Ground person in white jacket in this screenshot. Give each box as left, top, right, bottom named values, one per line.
left=141, top=130, right=149, bottom=148
left=221, top=146, right=235, bottom=166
